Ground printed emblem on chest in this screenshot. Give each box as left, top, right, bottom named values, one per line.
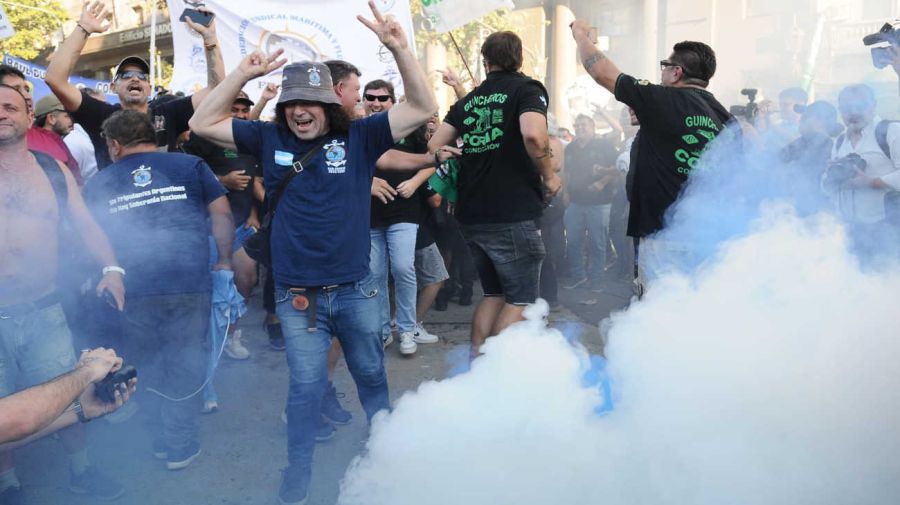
left=323, top=140, right=347, bottom=174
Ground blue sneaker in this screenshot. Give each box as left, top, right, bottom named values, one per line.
left=321, top=383, right=352, bottom=425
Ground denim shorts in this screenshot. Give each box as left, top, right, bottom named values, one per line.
left=415, top=242, right=449, bottom=289
left=461, top=220, right=545, bottom=305
left=0, top=301, right=77, bottom=398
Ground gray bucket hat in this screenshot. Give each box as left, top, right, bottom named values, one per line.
left=277, top=62, right=341, bottom=106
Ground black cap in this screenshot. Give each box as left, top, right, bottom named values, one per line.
left=234, top=90, right=255, bottom=107
left=113, top=56, right=151, bottom=77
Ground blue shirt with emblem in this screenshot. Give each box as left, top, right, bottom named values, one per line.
left=83, top=152, right=227, bottom=296
left=232, top=113, right=394, bottom=286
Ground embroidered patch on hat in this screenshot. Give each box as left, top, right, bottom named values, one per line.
left=308, top=67, right=321, bottom=87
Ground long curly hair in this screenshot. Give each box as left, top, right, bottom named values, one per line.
left=274, top=101, right=351, bottom=136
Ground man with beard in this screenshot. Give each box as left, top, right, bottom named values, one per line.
left=46, top=0, right=224, bottom=169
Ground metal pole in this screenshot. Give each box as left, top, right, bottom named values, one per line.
left=448, top=33, right=476, bottom=84
left=149, top=0, right=157, bottom=91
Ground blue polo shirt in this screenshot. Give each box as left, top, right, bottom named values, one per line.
left=232, top=113, right=394, bottom=286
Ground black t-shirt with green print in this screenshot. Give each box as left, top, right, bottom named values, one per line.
left=444, top=71, right=549, bottom=225
left=614, top=73, right=732, bottom=237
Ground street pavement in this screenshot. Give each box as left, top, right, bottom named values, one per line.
left=18, top=283, right=628, bottom=505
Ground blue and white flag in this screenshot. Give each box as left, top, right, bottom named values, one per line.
left=167, top=0, right=415, bottom=115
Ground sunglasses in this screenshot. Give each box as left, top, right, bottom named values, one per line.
left=116, top=70, right=149, bottom=82
left=364, top=93, right=392, bottom=103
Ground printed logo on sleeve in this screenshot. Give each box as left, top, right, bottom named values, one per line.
left=274, top=150, right=294, bottom=166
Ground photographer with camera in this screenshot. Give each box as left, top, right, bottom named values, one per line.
left=0, top=348, right=136, bottom=451
left=824, top=84, right=900, bottom=252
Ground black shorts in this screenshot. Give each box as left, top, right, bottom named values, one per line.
left=461, top=220, right=545, bottom=305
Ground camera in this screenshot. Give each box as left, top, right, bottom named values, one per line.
left=95, top=365, right=137, bottom=403
left=863, top=22, right=900, bottom=69
left=826, top=153, right=867, bottom=185
left=729, top=88, right=759, bottom=121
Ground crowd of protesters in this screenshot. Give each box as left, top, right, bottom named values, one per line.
left=1, top=1, right=899, bottom=504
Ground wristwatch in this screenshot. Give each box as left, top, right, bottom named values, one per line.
left=72, top=399, right=91, bottom=423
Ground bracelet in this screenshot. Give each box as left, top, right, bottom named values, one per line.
left=204, top=42, right=218, bottom=50
left=72, top=399, right=91, bottom=423
left=75, top=23, right=91, bottom=37
left=102, top=266, right=126, bottom=276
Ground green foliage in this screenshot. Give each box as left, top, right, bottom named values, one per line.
left=411, top=1, right=515, bottom=85
left=0, top=0, right=70, bottom=60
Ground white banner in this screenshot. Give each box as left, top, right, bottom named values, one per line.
left=0, top=5, right=16, bottom=41
left=168, top=0, right=415, bottom=115
left=421, top=0, right=513, bottom=33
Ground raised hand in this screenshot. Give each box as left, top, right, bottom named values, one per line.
left=357, top=0, right=408, bottom=52
left=439, top=69, right=460, bottom=88
left=260, top=83, right=280, bottom=102
left=569, top=19, right=593, bottom=43
left=183, top=5, right=218, bottom=44
left=238, top=49, right=287, bottom=80
left=79, top=0, right=112, bottom=34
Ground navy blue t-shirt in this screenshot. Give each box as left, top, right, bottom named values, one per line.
left=83, top=152, right=226, bottom=296
left=232, top=113, right=394, bottom=286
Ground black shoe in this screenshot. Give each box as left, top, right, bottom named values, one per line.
left=433, top=296, right=449, bottom=311
left=166, top=442, right=202, bottom=471
left=278, top=466, right=310, bottom=505
left=316, top=418, right=336, bottom=442
left=321, top=383, right=352, bottom=425
left=69, top=466, right=125, bottom=501
left=267, top=321, right=286, bottom=351
left=0, top=486, right=24, bottom=505
left=458, top=290, right=472, bottom=306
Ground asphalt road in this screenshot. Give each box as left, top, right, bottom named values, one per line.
left=16, top=286, right=623, bottom=505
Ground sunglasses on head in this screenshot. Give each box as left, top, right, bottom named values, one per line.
left=116, top=70, right=149, bottom=82
left=364, top=93, right=391, bottom=103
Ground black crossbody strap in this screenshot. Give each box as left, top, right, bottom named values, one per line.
left=266, top=138, right=329, bottom=222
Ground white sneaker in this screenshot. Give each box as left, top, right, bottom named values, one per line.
left=224, top=329, right=251, bottom=360
left=399, top=331, right=417, bottom=355
left=413, top=322, right=439, bottom=344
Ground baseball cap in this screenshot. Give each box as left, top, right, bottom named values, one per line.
left=113, top=56, right=151, bottom=78
left=34, top=94, right=65, bottom=117
left=234, top=90, right=255, bottom=107
left=277, top=62, right=340, bottom=106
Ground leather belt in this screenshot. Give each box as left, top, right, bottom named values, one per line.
left=0, top=292, right=60, bottom=319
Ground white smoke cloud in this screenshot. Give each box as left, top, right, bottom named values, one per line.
left=337, top=205, right=900, bottom=505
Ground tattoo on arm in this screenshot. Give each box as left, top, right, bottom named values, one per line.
left=582, top=52, right=606, bottom=72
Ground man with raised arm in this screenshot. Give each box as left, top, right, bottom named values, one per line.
left=569, top=20, right=731, bottom=291
left=188, top=2, right=438, bottom=503
left=46, top=0, right=225, bottom=169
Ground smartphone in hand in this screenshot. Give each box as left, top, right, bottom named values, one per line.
left=179, top=8, right=215, bottom=27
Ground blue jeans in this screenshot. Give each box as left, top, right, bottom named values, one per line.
left=275, top=278, right=390, bottom=473
left=369, top=223, right=419, bottom=335
left=564, top=203, right=612, bottom=283
left=119, top=292, right=211, bottom=452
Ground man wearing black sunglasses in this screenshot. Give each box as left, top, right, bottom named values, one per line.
left=570, top=20, right=732, bottom=293
left=46, top=0, right=225, bottom=170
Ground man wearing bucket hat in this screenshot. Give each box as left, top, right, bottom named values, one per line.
left=189, top=2, right=437, bottom=503
left=46, top=0, right=225, bottom=170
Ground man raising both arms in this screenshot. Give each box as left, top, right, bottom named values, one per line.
left=189, top=2, right=438, bottom=503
